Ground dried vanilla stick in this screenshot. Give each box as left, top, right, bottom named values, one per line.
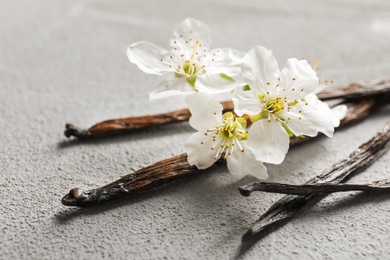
left=64, top=77, right=390, bottom=140
left=61, top=97, right=388, bottom=207
left=239, top=179, right=390, bottom=196
left=64, top=101, right=233, bottom=139
left=241, top=121, right=390, bottom=242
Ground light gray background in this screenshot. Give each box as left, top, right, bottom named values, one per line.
left=1, top=0, right=390, bottom=259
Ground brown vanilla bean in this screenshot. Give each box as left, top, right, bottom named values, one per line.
left=61, top=98, right=387, bottom=207
left=64, top=77, right=390, bottom=139
left=64, top=101, right=234, bottom=139
left=241, top=121, right=390, bottom=242
left=239, top=179, right=390, bottom=196
left=62, top=154, right=201, bottom=206
left=317, top=77, right=390, bottom=101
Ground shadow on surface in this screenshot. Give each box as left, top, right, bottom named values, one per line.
left=312, top=190, right=390, bottom=215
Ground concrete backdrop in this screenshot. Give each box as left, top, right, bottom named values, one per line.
left=1, top=0, right=390, bottom=259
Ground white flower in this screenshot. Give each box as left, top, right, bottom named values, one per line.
left=127, top=18, right=244, bottom=100
left=185, top=93, right=267, bottom=179
left=233, top=46, right=343, bottom=164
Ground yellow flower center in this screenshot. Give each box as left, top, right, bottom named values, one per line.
left=201, top=112, right=248, bottom=160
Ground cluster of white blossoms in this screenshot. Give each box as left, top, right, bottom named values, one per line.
left=127, top=18, right=347, bottom=179
left=127, top=18, right=243, bottom=100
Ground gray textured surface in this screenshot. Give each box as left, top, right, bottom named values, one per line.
left=1, top=0, right=390, bottom=259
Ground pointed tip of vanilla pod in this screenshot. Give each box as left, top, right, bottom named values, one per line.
left=238, top=186, right=252, bottom=197
left=61, top=188, right=82, bottom=206
left=64, top=124, right=91, bottom=139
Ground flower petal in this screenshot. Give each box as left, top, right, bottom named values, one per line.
left=205, top=48, right=245, bottom=76
left=285, top=96, right=335, bottom=137
left=232, top=85, right=263, bottom=116
left=330, top=104, right=347, bottom=127
left=127, top=41, right=172, bottom=75
left=185, top=132, right=221, bottom=169
left=304, top=94, right=346, bottom=127
left=247, top=119, right=290, bottom=164
left=185, top=93, right=222, bottom=131
left=172, top=18, right=211, bottom=50
left=226, top=141, right=268, bottom=179
left=241, top=46, right=280, bottom=93
left=195, top=73, right=238, bottom=94
left=149, top=77, right=195, bottom=100
left=279, top=58, right=319, bottom=101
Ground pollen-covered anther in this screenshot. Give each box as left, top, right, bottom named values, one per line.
left=213, top=112, right=217, bottom=115
left=292, top=77, right=296, bottom=81
left=241, top=149, right=245, bottom=152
